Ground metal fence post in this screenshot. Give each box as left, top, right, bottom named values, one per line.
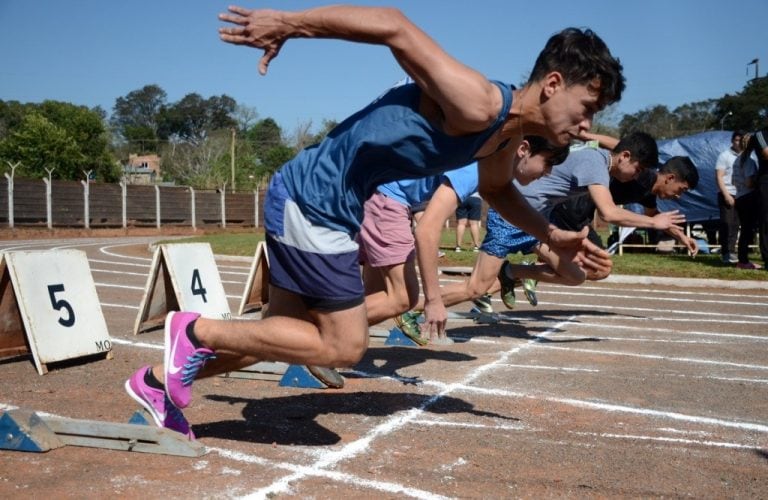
left=4, top=161, right=19, bottom=229
left=220, top=184, right=227, bottom=229
left=254, top=189, right=259, bottom=229
left=43, top=178, right=52, bottom=229
left=120, top=180, right=127, bottom=229
left=154, top=185, right=161, bottom=229
left=188, top=187, right=196, bottom=231
left=81, top=170, right=92, bottom=229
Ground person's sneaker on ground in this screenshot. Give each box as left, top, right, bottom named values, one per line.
left=125, top=365, right=195, bottom=439
left=497, top=261, right=517, bottom=309
left=736, top=262, right=763, bottom=270
left=520, top=260, right=539, bottom=306
left=394, top=311, right=428, bottom=345
left=471, top=294, right=494, bottom=314
left=454, top=246, right=462, bottom=253
left=473, top=246, right=479, bottom=252
left=306, top=366, right=345, bottom=388
left=521, top=278, right=538, bottom=306
left=164, top=311, right=215, bottom=409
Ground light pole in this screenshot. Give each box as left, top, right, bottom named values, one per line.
left=720, top=111, right=733, bottom=130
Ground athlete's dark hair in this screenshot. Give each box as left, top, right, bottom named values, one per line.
left=613, top=131, right=659, bottom=169
left=525, top=135, right=569, bottom=166
left=660, top=156, right=699, bottom=190
left=529, top=27, right=625, bottom=108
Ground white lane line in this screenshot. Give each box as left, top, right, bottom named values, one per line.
left=89, top=258, right=151, bottom=268
left=570, top=432, right=763, bottom=451
left=451, top=384, right=768, bottom=433
left=545, top=282, right=768, bottom=300
left=497, top=363, right=600, bottom=373
left=533, top=301, right=768, bottom=321
left=539, top=289, right=767, bottom=307
left=0, top=400, right=446, bottom=500
left=241, top=316, right=578, bottom=499
left=553, top=335, right=725, bottom=345
left=92, top=267, right=149, bottom=277
left=558, top=314, right=765, bottom=326
left=212, top=448, right=451, bottom=500
left=564, top=321, right=767, bottom=341
left=530, top=345, right=768, bottom=371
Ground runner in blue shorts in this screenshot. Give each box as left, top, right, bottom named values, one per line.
left=124, top=4, right=625, bottom=437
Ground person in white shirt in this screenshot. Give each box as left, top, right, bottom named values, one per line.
left=715, top=131, right=744, bottom=264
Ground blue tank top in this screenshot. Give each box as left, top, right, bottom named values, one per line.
left=280, top=80, right=513, bottom=234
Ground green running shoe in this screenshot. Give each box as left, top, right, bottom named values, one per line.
left=471, top=293, right=494, bottom=314
left=394, top=311, right=428, bottom=346
left=497, top=261, right=517, bottom=309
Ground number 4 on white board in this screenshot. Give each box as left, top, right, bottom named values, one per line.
left=134, top=243, right=231, bottom=335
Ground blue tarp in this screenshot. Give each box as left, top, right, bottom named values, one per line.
left=655, top=130, right=732, bottom=224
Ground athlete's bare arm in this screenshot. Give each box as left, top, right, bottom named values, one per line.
left=218, top=5, right=500, bottom=134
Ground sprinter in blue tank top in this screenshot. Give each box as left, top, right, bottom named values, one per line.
left=125, top=5, right=626, bottom=433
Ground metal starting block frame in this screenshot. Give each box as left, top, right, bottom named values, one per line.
left=0, top=409, right=205, bottom=457
left=448, top=310, right=500, bottom=324
left=221, top=362, right=332, bottom=389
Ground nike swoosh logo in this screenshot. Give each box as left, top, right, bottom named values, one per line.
left=167, top=328, right=184, bottom=375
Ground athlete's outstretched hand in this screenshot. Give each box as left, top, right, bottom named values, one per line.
left=547, top=225, right=589, bottom=251
left=219, top=6, right=287, bottom=75
left=575, top=238, right=613, bottom=280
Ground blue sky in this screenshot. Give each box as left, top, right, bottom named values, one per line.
left=1, top=1, right=766, bottom=133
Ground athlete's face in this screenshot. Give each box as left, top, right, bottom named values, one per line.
left=513, top=142, right=554, bottom=185
left=540, top=76, right=602, bottom=147
left=654, top=173, right=690, bottom=200
left=612, top=151, right=643, bottom=182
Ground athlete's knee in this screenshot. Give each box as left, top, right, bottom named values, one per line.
left=327, top=337, right=367, bottom=367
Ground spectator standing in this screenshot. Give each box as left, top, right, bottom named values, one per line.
left=454, top=192, right=483, bottom=252
left=715, top=131, right=744, bottom=264
left=732, top=136, right=760, bottom=269
left=741, top=127, right=768, bottom=268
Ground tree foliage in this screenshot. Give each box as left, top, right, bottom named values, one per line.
left=0, top=100, right=119, bottom=181
left=715, top=76, right=768, bottom=132
left=110, top=84, right=167, bottom=152
left=620, top=77, right=767, bottom=139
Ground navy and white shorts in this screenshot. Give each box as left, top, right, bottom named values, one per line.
left=264, top=172, right=365, bottom=311
left=480, top=208, right=539, bottom=258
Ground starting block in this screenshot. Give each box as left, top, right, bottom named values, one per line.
left=0, top=409, right=205, bottom=457
left=134, top=243, right=232, bottom=334
left=448, top=309, right=500, bottom=325
left=278, top=365, right=331, bottom=389
left=384, top=327, right=421, bottom=347
left=222, top=362, right=343, bottom=389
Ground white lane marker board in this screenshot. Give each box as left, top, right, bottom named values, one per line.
left=134, top=243, right=231, bottom=335
left=0, top=250, right=112, bottom=375
left=238, top=241, right=270, bottom=315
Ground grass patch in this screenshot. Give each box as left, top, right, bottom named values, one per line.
left=166, top=229, right=767, bottom=282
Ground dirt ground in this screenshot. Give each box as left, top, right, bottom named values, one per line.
left=1, top=235, right=767, bottom=499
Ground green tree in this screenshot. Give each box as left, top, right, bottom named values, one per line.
left=111, top=84, right=167, bottom=152
left=0, top=112, right=84, bottom=178
left=158, top=93, right=237, bottom=145
left=247, top=118, right=283, bottom=158
left=0, top=101, right=119, bottom=181
left=716, top=76, right=768, bottom=131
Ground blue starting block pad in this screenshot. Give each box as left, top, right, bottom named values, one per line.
left=0, top=409, right=205, bottom=457
left=384, top=327, right=421, bottom=347
left=278, top=364, right=330, bottom=389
